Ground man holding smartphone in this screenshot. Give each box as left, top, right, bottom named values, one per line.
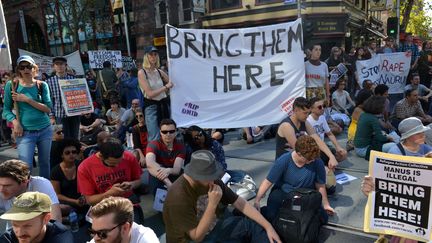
left=77, top=137, right=142, bottom=206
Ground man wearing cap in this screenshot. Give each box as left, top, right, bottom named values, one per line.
left=0, top=191, right=73, bottom=243
left=0, top=160, right=62, bottom=222
left=46, top=56, right=80, bottom=139
left=163, top=150, right=281, bottom=243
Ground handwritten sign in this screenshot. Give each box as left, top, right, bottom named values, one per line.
left=88, top=50, right=122, bottom=69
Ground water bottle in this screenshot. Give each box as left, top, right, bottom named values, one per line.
left=68, top=209, right=79, bottom=233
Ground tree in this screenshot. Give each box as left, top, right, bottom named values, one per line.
left=33, top=0, right=96, bottom=54
left=396, top=0, right=432, bottom=38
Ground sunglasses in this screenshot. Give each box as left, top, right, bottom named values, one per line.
left=64, top=150, right=78, bottom=155
left=161, top=129, right=176, bottom=134
left=88, top=223, right=124, bottom=239
left=194, top=131, right=203, bottom=140
left=56, top=130, right=63, bottom=135
left=316, top=105, right=324, bottom=110
left=18, top=64, right=33, bottom=70
left=135, top=114, right=144, bottom=118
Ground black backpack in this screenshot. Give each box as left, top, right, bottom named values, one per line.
left=273, top=188, right=323, bottom=243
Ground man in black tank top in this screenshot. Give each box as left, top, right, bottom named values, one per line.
left=275, top=97, right=339, bottom=170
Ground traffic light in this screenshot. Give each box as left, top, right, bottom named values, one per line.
left=387, top=17, right=398, bottom=38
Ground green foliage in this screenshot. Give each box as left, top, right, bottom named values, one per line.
left=391, top=0, right=432, bottom=38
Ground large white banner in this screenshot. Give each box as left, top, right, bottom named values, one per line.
left=364, top=151, right=432, bottom=242
left=18, top=49, right=85, bottom=76
left=166, top=19, right=305, bottom=128
left=356, top=52, right=410, bottom=94
left=0, top=0, right=12, bottom=72
left=88, top=50, right=122, bottom=69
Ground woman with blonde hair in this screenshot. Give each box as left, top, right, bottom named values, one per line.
left=138, top=46, right=173, bottom=141
left=2, top=55, right=53, bottom=178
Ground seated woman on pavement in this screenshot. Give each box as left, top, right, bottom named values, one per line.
left=50, top=138, right=88, bottom=222
left=354, top=95, right=395, bottom=160
left=105, top=99, right=125, bottom=126
left=346, top=90, right=373, bottom=151
left=254, top=135, right=335, bottom=222
left=131, top=108, right=148, bottom=168
left=331, top=78, right=355, bottom=115
left=361, top=117, right=432, bottom=243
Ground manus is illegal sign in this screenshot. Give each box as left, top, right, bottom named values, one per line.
left=166, top=19, right=305, bottom=128
left=364, top=151, right=432, bottom=242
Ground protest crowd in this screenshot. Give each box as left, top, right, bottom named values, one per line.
left=0, top=25, right=432, bottom=243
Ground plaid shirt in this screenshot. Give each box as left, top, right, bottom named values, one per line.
left=398, top=43, right=420, bottom=63
left=46, top=74, right=75, bottom=118
left=392, top=98, right=425, bottom=120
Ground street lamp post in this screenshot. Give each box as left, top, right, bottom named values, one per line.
left=122, top=0, right=131, bottom=56
left=396, top=0, right=400, bottom=46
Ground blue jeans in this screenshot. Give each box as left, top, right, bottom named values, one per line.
left=203, top=212, right=270, bottom=243
left=16, top=125, right=53, bottom=179
left=145, top=104, right=160, bottom=141
left=57, top=116, right=80, bottom=140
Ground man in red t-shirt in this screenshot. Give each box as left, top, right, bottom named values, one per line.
left=146, top=119, right=185, bottom=193
left=77, top=137, right=142, bottom=206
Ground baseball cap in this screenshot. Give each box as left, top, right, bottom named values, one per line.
left=17, top=55, right=36, bottom=66
left=145, top=46, right=158, bottom=54
left=0, top=192, right=51, bottom=221
left=52, top=56, right=67, bottom=63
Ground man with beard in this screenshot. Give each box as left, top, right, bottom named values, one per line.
left=0, top=192, right=73, bottom=243
left=163, top=150, right=281, bottom=243
left=87, top=197, right=158, bottom=243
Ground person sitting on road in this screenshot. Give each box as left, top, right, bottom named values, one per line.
left=105, top=99, right=126, bottom=126
left=346, top=90, right=373, bottom=151
left=115, top=99, right=140, bottom=143
left=79, top=112, right=103, bottom=145
left=146, top=119, right=185, bottom=193
left=77, top=137, right=142, bottom=206
left=82, top=131, right=110, bottom=159
left=374, top=84, right=396, bottom=133
left=275, top=97, right=338, bottom=171
left=331, top=78, right=355, bottom=115
left=0, top=159, right=62, bottom=222
left=361, top=117, right=432, bottom=243
left=255, top=135, right=335, bottom=223
left=50, top=124, right=64, bottom=169
left=50, top=138, right=88, bottom=222
left=307, top=98, right=347, bottom=163
left=88, top=197, right=159, bottom=243
left=0, top=192, right=73, bottom=242
left=131, top=108, right=148, bottom=168
left=391, top=89, right=432, bottom=127
left=184, top=125, right=227, bottom=170
left=404, top=73, right=432, bottom=114
left=354, top=96, right=395, bottom=160
left=163, top=150, right=281, bottom=243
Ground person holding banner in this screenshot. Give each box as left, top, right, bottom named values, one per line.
left=2, top=55, right=53, bottom=179
left=138, top=46, right=173, bottom=142
left=46, top=56, right=80, bottom=140
left=305, top=45, right=330, bottom=102
left=361, top=117, right=432, bottom=243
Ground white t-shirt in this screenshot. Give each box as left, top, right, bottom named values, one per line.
left=106, top=107, right=126, bottom=121
left=332, top=90, right=351, bottom=110
left=305, top=60, right=329, bottom=88
left=88, top=223, right=159, bottom=243
left=0, top=176, right=60, bottom=213
left=307, top=115, right=330, bottom=141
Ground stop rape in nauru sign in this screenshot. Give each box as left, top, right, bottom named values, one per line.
left=364, top=151, right=432, bottom=242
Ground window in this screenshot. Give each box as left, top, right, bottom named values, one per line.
left=179, top=0, right=194, bottom=24
left=155, top=0, right=168, bottom=28
left=210, top=0, right=241, bottom=11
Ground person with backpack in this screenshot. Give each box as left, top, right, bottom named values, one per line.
left=138, top=46, right=173, bottom=141
left=254, top=135, right=335, bottom=224
left=2, top=55, right=53, bottom=179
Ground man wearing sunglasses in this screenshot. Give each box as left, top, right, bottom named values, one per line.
left=0, top=192, right=73, bottom=243
left=146, top=118, right=185, bottom=194
left=87, top=197, right=158, bottom=243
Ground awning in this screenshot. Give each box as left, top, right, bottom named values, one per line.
left=366, top=27, right=386, bottom=38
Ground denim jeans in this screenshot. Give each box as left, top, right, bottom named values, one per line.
left=16, top=125, right=53, bottom=179
left=203, top=213, right=269, bottom=243
left=145, top=104, right=160, bottom=142
left=58, top=116, right=80, bottom=140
